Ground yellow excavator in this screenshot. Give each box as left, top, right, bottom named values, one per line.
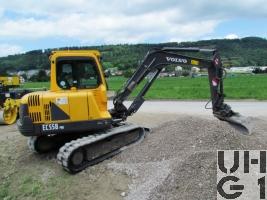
left=17, top=48, right=250, bottom=173
left=0, top=76, right=32, bottom=125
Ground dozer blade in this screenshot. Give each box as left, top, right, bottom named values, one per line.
left=215, top=113, right=253, bottom=135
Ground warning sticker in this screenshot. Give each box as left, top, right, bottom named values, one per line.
left=191, top=60, right=199, bottom=65
left=55, top=97, right=68, bottom=105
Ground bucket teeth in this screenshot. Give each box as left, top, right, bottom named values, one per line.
left=215, top=113, right=253, bottom=135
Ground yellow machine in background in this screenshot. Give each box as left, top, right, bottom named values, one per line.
left=0, top=76, right=30, bottom=125
left=0, top=98, right=20, bottom=125
left=0, top=76, right=20, bottom=86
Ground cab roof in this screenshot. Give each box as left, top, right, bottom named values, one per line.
left=51, top=50, right=100, bottom=56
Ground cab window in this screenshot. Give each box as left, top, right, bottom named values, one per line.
left=56, top=58, right=101, bottom=89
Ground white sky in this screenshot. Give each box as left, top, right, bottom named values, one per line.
left=0, top=0, right=266, bottom=56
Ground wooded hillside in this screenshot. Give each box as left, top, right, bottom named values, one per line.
left=0, top=37, right=267, bottom=74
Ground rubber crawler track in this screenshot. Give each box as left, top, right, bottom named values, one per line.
left=57, top=123, right=149, bottom=173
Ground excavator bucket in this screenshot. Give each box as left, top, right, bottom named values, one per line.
left=214, top=113, right=253, bottom=135
left=206, top=52, right=253, bottom=135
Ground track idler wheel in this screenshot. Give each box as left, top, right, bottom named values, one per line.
left=28, top=136, right=58, bottom=153
left=69, top=148, right=86, bottom=170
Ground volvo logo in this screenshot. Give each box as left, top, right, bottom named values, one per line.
left=166, top=57, right=188, bottom=64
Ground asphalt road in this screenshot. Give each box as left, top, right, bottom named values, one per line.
left=109, top=100, right=267, bottom=118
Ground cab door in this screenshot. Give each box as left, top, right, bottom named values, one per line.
left=68, top=91, right=89, bottom=121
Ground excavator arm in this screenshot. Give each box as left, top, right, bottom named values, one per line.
left=110, top=47, right=251, bottom=133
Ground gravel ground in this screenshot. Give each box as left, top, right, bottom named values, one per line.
left=108, top=115, right=267, bottom=200
left=1, top=111, right=267, bottom=200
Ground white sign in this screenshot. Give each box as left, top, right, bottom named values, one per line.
left=56, top=97, right=68, bottom=105
left=217, top=150, right=267, bottom=200
left=42, top=123, right=59, bottom=131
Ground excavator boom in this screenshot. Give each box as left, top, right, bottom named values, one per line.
left=110, top=47, right=251, bottom=133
